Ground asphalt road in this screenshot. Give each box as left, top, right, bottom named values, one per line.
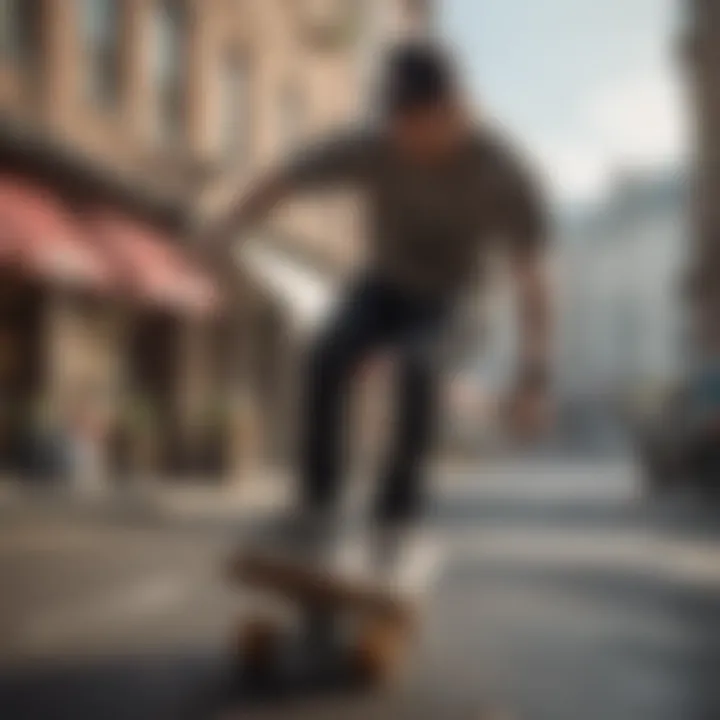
left=1, top=460, right=719, bottom=720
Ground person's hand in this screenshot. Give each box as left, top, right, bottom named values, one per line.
left=503, top=385, right=554, bottom=441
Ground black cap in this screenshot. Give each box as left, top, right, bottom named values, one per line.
left=380, top=41, right=457, bottom=117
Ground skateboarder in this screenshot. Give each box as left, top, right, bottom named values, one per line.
left=207, top=41, right=553, bottom=550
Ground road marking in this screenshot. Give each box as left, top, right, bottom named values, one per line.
left=439, top=473, right=637, bottom=502
left=446, top=528, right=720, bottom=589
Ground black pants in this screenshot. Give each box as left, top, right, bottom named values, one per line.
left=299, top=274, right=450, bottom=525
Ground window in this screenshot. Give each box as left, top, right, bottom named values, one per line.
left=355, top=0, right=384, bottom=115
left=152, top=0, right=187, bottom=144
left=81, top=0, right=121, bottom=108
left=219, top=54, right=250, bottom=163
left=403, top=0, right=433, bottom=33
left=0, top=0, right=42, bottom=73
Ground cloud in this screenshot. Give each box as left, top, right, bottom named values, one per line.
left=586, top=70, right=687, bottom=167
left=538, top=68, right=688, bottom=205
left=534, top=141, right=611, bottom=205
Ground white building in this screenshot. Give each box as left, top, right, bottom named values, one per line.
left=556, top=170, right=689, bottom=413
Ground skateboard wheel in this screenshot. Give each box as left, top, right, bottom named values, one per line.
left=235, top=617, right=281, bottom=674
left=351, top=620, right=407, bottom=687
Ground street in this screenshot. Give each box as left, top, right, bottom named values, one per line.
left=1, top=460, right=719, bottom=720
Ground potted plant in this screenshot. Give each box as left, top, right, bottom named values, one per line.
left=121, top=395, right=163, bottom=479
left=199, top=394, right=232, bottom=478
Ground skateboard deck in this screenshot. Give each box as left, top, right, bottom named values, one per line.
left=227, top=523, right=443, bottom=687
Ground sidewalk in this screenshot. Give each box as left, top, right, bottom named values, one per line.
left=146, top=467, right=291, bottom=520
left=0, top=458, right=552, bottom=525
left=0, top=467, right=292, bottom=526
left=0, top=458, right=534, bottom=520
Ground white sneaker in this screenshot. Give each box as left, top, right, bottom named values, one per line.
left=370, top=525, right=442, bottom=594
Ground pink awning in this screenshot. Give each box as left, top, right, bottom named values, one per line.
left=0, top=176, right=113, bottom=290
left=89, top=211, right=220, bottom=315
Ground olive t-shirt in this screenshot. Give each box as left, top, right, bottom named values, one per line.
left=283, top=124, right=548, bottom=298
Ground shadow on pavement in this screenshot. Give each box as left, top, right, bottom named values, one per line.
left=0, top=650, right=232, bottom=720
left=431, top=553, right=720, bottom=720
left=0, top=650, right=495, bottom=720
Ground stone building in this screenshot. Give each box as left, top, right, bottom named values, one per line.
left=0, top=0, right=432, bottom=487
left=682, top=0, right=720, bottom=354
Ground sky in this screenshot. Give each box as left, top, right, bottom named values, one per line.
left=441, top=0, right=688, bottom=206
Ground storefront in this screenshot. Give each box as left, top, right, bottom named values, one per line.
left=0, top=174, right=223, bottom=487
left=87, top=212, right=220, bottom=481
left=0, top=176, right=118, bottom=484
left=0, top=275, right=46, bottom=474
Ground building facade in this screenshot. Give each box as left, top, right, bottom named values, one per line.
left=682, top=0, right=720, bottom=355
left=555, top=171, right=688, bottom=440
left=0, top=0, right=429, bottom=487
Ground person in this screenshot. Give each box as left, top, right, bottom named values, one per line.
left=206, top=41, right=554, bottom=551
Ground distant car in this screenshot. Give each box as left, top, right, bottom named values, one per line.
left=635, top=371, right=720, bottom=497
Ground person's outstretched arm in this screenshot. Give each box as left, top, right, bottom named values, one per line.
left=205, top=128, right=374, bottom=255
left=205, top=170, right=289, bottom=253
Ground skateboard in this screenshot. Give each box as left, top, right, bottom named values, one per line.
left=226, top=525, right=442, bottom=689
